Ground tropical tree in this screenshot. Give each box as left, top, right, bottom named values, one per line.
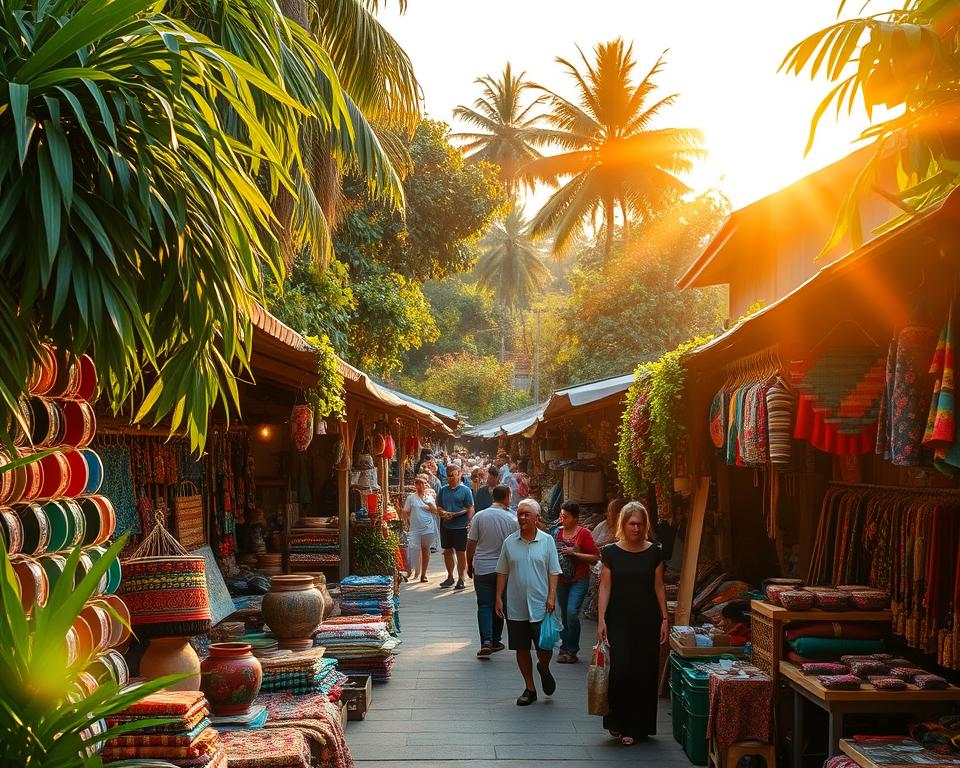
left=453, top=63, right=551, bottom=192
left=475, top=206, right=553, bottom=312
left=523, top=40, right=705, bottom=260
left=782, top=0, right=960, bottom=253
left=0, top=0, right=342, bottom=450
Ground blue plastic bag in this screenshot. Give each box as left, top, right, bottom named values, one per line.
left=538, top=611, right=563, bottom=649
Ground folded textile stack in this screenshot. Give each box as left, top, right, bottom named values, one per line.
left=260, top=647, right=342, bottom=695
left=314, top=617, right=399, bottom=682
left=783, top=621, right=886, bottom=664
left=340, top=575, right=393, bottom=617
left=102, top=690, right=225, bottom=768
left=290, top=530, right=339, bottom=567
left=220, top=727, right=310, bottom=768
left=260, top=693, right=353, bottom=768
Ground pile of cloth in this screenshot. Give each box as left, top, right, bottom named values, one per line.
left=259, top=692, right=353, bottom=768
left=315, top=615, right=399, bottom=682
left=339, top=575, right=394, bottom=619
left=260, top=648, right=346, bottom=697
left=289, top=530, right=340, bottom=566
left=101, top=690, right=225, bottom=767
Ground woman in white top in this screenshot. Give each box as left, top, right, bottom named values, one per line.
left=403, top=474, right=439, bottom=583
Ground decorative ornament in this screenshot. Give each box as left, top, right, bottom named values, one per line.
left=290, top=404, right=313, bottom=452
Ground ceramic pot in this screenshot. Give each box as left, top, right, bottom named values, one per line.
left=290, top=404, right=314, bottom=452
left=200, top=642, right=262, bottom=715
left=0, top=452, right=14, bottom=504
left=312, top=571, right=334, bottom=619
left=49, top=350, right=81, bottom=399
left=0, top=507, right=23, bottom=555
left=261, top=574, right=324, bottom=650
left=27, top=397, right=61, bottom=447
left=37, top=451, right=70, bottom=500
left=75, top=354, right=97, bottom=402
left=59, top=400, right=96, bottom=448
left=40, top=554, right=67, bottom=595
left=63, top=450, right=89, bottom=498
left=13, top=399, right=32, bottom=447
left=140, top=637, right=201, bottom=691
left=10, top=451, right=44, bottom=504
left=12, top=558, right=48, bottom=613
left=16, top=502, right=50, bottom=555
left=28, top=344, right=57, bottom=396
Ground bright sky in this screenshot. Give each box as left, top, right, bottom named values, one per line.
left=378, top=0, right=874, bottom=210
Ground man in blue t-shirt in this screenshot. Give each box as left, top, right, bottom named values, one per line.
left=436, top=465, right=474, bottom=590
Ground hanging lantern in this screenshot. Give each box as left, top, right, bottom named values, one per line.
left=290, top=404, right=314, bottom=452
left=382, top=433, right=396, bottom=460
left=370, top=432, right=386, bottom=457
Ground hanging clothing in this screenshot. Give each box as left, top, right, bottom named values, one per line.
left=924, top=302, right=960, bottom=474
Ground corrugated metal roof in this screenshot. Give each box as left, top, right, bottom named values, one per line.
left=464, top=402, right=546, bottom=438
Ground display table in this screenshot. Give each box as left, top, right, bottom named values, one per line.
left=780, top=662, right=960, bottom=766
left=839, top=738, right=960, bottom=768
left=750, top=600, right=891, bottom=684
left=669, top=634, right=748, bottom=658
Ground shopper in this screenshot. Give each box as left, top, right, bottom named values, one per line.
left=473, top=465, right=499, bottom=513
left=582, top=498, right=629, bottom=621
left=719, top=600, right=752, bottom=646
left=436, top=465, right=474, bottom=590
left=495, top=499, right=562, bottom=706
left=597, top=501, right=668, bottom=745
left=402, top=474, right=440, bottom=583
left=554, top=501, right=600, bottom=663
left=467, top=484, right=518, bottom=657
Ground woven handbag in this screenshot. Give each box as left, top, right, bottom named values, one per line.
left=174, top=481, right=205, bottom=551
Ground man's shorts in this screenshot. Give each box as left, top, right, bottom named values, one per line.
left=439, top=526, right=468, bottom=551
left=506, top=619, right=547, bottom=651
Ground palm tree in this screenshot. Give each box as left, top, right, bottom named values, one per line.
left=475, top=206, right=553, bottom=311
left=522, top=40, right=704, bottom=260
left=782, top=0, right=958, bottom=254
left=453, top=63, right=551, bottom=192
left=0, top=0, right=328, bottom=450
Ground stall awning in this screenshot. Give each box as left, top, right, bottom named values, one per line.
left=379, top=386, right=462, bottom=431
left=464, top=402, right=546, bottom=439
left=249, top=306, right=451, bottom=433
left=538, top=373, right=635, bottom=422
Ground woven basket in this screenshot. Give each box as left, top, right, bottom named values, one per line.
left=780, top=590, right=815, bottom=611
left=120, top=555, right=211, bottom=638
left=814, top=590, right=851, bottom=611
left=850, top=590, right=889, bottom=610
left=174, top=482, right=205, bottom=551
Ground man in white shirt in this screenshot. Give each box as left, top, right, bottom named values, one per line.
left=495, top=499, right=562, bottom=706
left=466, top=484, right=519, bottom=658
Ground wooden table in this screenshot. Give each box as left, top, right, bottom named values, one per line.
left=839, top=738, right=960, bottom=768
left=780, top=662, right=960, bottom=767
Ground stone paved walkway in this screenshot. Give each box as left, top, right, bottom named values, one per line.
left=347, top=561, right=690, bottom=767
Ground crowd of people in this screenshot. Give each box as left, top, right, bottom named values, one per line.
left=399, top=447, right=671, bottom=745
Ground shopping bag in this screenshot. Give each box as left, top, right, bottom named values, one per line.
left=587, top=642, right=610, bottom=716
left=538, top=611, right=562, bottom=649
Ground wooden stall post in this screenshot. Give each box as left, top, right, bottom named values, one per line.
left=675, top=476, right=710, bottom=627
left=338, top=467, right=349, bottom=580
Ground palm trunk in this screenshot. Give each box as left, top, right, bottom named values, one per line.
left=603, top=202, right=615, bottom=261
left=620, top=198, right=631, bottom=255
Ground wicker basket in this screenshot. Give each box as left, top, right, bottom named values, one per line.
left=751, top=610, right=778, bottom=678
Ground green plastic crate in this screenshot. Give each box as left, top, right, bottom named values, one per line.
left=679, top=662, right=711, bottom=718
left=670, top=686, right=684, bottom=743
left=681, top=699, right=709, bottom=766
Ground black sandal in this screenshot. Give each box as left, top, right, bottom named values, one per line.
left=516, top=689, right=538, bottom=706
left=537, top=662, right=556, bottom=696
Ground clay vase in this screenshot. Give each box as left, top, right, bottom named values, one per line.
left=200, top=642, right=262, bottom=716
left=261, top=575, right=324, bottom=650
left=140, top=637, right=201, bottom=691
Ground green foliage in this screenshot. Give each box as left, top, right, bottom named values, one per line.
left=336, top=119, right=507, bottom=282
left=399, top=278, right=509, bottom=380
left=350, top=527, right=400, bottom=575
left=419, top=353, right=531, bottom=423
left=559, top=194, right=728, bottom=382
left=522, top=41, right=704, bottom=259
left=617, top=336, right=712, bottom=494
left=350, top=265, right=439, bottom=377
left=305, top=333, right=346, bottom=419
left=267, top=257, right=354, bottom=352
left=0, top=0, right=347, bottom=451
left=782, top=0, right=960, bottom=253
left=0, top=534, right=182, bottom=766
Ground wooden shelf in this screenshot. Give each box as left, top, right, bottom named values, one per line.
left=780, top=661, right=960, bottom=702
left=751, top=600, right=892, bottom=623
left=669, top=635, right=747, bottom=658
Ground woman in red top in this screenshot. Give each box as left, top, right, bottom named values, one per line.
left=555, top=501, right=600, bottom=663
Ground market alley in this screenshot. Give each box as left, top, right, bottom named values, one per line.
left=347, top=563, right=684, bottom=767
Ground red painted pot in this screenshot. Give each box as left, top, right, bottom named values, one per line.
left=49, top=350, right=81, bottom=399
left=12, top=558, right=48, bottom=613
left=37, top=451, right=70, bottom=500
left=59, top=400, right=95, bottom=448
left=9, top=451, right=44, bottom=504
left=75, top=354, right=97, bottom=402
left=200, top=642, right=262, bottom=716
left=63, top=450, right=89, bottom=498
left=0, top=452, right=14, bottom=504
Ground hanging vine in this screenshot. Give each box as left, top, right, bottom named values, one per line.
left=616, top=336, right=713, bottom=496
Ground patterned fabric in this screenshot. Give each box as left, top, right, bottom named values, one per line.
left=707, top=673, right=774, bottom=752
left=112, top=691, right=206, bottom=717
left=261, top=693, right=353, bottom=768
left=219, top=728, right=310, bottom=768
left=867, top=676, right=907, bottom=690
left=818, top=674, right=862, bottom=690
left=766, top=376, right=795, bottom=465
left=99, top=445, right=139, bottom=536
left=847, top=659, right=888, bottom=677
left=915, top=674, right=950, bottom=690
left=101, top=728, right=219, bottom=759
left=878, top=317, right=938, bottom=465
left=799, top=662, right=849, bottom=675
left=924, top=302, right=960, bottom=474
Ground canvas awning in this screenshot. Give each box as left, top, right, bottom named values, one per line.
left=538, top=373, right=635, bottom=422
left=464, top=402, right=546, bottom=439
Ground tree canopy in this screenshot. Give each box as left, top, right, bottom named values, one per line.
left=420, top=353, right=531, bottom=423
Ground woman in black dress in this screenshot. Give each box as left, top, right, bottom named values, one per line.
left=597, top=501, right=668, bottom=745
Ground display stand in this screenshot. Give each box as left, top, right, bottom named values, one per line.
left=780, top=661, right=960, bottom=765
left=750, top=600, right=892, bottom=686
left=669, top=634, right=748, bottom=658
left=839, top=738, right=960, bottom=768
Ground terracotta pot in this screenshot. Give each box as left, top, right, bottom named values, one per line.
left=12, top=558, right=48, bottom=613
left=0, top=452, right=14, bottom=504
left=261, top=574, right=324, bottom=650
left=312, top=572, right=334, bottom=619
left=28, top=344, right=57, bottom=396
left=140, top=637, right=201, bottom=691
left=200, top=642, right=262, bottom=715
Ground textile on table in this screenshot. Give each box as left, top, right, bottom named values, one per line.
left=706, top=673, right=774, bottom=752
left=784, top=622, right=884, bottom=641
left=219, top=727, right=310, bottom=768
left=112, top=690, right=206, bottom=717
left=799, top=662, right=849, bottom=675
left=787, top=637, right=884, bottom=659
left=818, top=674, right=862, bottom=690
left=261, top=692, right=353, bottom=768
left=867, top=676, right=907, bottom=690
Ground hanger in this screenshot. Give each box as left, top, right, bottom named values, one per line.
left=809, top=318, right=879, bottom=353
